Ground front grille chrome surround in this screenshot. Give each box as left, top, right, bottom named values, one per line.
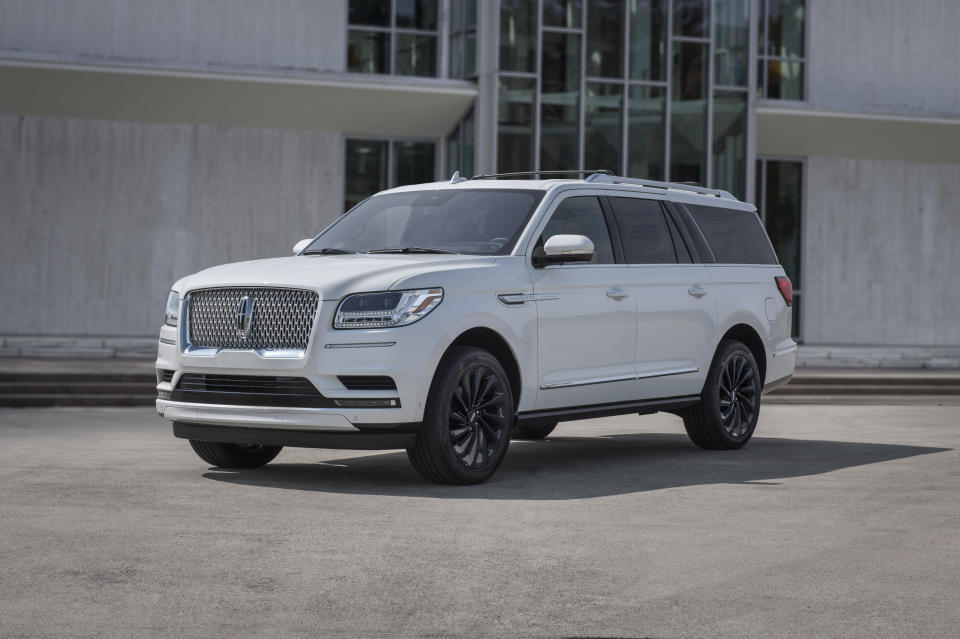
left=184, top=287, right=319, bottom=354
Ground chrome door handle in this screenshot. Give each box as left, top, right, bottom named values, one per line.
left=688, top=286, right=708, bottom=298
left=606, top=288, right=629, bottom=300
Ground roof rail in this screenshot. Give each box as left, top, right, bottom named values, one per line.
left=585, top=174, right=737, bottom=200
left=470, top=169, right=614, bottom=180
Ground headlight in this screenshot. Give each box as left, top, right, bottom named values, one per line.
left=164, top=291, right=180, bottom=327
left=334, top=288, right=443, bottom=329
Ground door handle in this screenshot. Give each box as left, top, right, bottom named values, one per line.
left=688, top=286, right=708, bottom=298
left=606, top=288, right=629, bottom=300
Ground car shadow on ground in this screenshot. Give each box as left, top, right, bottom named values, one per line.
left=202, top=433, right=950, bottom=500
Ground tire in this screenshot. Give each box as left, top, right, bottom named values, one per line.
left=683, top=339, right=761, bottom=450
left=512, top=421, right=557, bottom=440
left=406, top=346, right=514, bottom=484
left=189, top=440, right=282, bottom=468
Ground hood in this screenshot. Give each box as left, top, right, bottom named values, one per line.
left=175, top=254, right=499, bottom=300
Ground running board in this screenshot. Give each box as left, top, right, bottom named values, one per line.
left=516, top=395, right=700, bottom=426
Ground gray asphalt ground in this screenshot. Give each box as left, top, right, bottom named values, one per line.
left=1, top=405, right=958, bottom=639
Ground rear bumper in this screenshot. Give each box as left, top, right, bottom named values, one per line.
left=172, top=421, right=417, bottom=450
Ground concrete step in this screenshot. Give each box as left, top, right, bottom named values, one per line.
left=771, top=384, right=960, bottom=396
left=0, top=381, right=156, bottom=395
left=0, top=394, right=157, bottom=407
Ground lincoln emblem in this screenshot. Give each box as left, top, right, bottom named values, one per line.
left=236, top=296, right=254, bottom=340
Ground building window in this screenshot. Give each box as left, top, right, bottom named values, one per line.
left=494, top=0, right=749, bottom=198
left=344, top=138, right=437, bottom=211
left=446, top=109, right=475, bottom=178
left=757, top=0, right=805, bottom=100
left=348, top=0, right=439, bottom=77
left=756, top=158, right=803, bottom=339
left=449, top=0, right=477, bottom=78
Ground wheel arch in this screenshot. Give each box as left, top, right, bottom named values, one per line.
left=445, top=327, right=523, bottom=409
left=719, top=323, right=767, bottom=385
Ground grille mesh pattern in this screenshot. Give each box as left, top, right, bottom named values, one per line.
left=188, top=287, right=319, bottom=351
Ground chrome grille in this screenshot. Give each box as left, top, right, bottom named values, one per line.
left=187, top=287, right=319, bottom=351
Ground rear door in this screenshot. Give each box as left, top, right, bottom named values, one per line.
left=608, top=195, right=718, bottom=399
left=529, top=194, right=638, bottom=410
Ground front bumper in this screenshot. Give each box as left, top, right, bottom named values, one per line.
left=155, top=304, right=452, bottom=431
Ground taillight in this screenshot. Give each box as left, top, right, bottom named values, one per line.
left=775, top=276, right=793, bottom=307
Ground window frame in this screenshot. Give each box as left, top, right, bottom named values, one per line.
left=756, top=0, right=807, bottom=102
left=347, top=0, right=440, bottom=77
left=343, top=136, right=440, bottom=212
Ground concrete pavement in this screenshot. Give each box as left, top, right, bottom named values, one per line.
left=0, top=404, right=958, bottom=638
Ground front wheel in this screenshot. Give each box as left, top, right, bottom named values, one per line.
left=189, top=440, right=282, bottom=468
left=407, top=347, right=514, bottom=484
left=683, top=339, right=761, bottom=450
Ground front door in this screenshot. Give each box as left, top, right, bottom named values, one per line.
left=529, top=195, right=638, bottom=410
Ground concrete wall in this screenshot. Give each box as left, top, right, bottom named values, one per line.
left=803, top=156, right=960, bottom=346
left=0, top=114, right=344, bottom=337
left=0, top=0, right=346, bottom=72
left=808, top=0, right=960, bottom=116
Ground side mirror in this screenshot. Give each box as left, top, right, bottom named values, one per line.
left=534, top=234, right=595, bottom=268
left=292, top=239, right=312, bottom=255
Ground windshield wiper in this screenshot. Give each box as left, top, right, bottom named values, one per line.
left=364, top=247, right=460, bottom=255
left=301, top=248, right=358, bottom=255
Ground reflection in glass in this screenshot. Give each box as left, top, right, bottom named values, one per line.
left=587, top=0, right=624, bottom=78
left=462, top=112, right=475, bottom=177
left=628, top=85, right=665, bottom=179
left=500, top=0, right=537, bottom=72
left=348, top=30, right=390, bottom=73
left=714, top=0, right=749, bottom=86
left=395, top=34, right=437, bottom=76
left=540, top=32, right=581, bottom=171
left=446, top=134, right=460, bottom=176
left=393, top=141, right=436, bottom=187
left=630, top=0, right=667, bottom=81
left=767, top=59, right=804, bottom=100
left=670, top=41, right=707, bottom=184
left=544, top=0, right=582, bottom=28
left=763, top=160, right=803, bottom=288
left=498, top=77, right=536, bottom=172
left=450, top=33, right=463, bottom=77
left=345, top=139, right=388, bottom=210
left=712, top=90, right=747, bottom=199
left=349, top=0, right=390, bottom=27
left=673, top=0, right=708, bottom=37
left=585, top=84, right=623, bottom=173
left=767, top=0, right=805, bottom=57
left=396, top=0, right=438, bottom=30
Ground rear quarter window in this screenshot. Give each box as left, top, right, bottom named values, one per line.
left=684, top=204, right=778, bottom=265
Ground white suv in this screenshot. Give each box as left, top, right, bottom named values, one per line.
left=156, top=172, right=796, bottom=484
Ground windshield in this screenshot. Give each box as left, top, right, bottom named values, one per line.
left=303, top=189, right=545, bottom=256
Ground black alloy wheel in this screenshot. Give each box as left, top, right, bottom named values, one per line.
left=407, top=346, right=514, bottom=484
left=448, top=365, right=511, bottom=469
left=718, top=352, right=758, bottom=438
left=682, top=339, right=761, bottom=450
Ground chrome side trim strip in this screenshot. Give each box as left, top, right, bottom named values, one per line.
left=159, top=337, right=176, bottom=345
left=773, top=345, right=798, bottom=358
left=541, top=374, right=637, bottom=390
left=324, top=342, right=397, bottom=349
left=540, top=367, right=700, bottom=390
left=636, top=366, right=700, bottom=380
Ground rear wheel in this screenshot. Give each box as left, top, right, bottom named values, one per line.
left=512, top=421, right=557, bottom=440
left=407, top=347, right=514, bottom=484
left=683, top=339, right=761, bottom=450
left=189, top=440, right=282, bottom=468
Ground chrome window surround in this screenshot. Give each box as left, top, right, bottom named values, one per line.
left=181, top=287, right=320, bottom=358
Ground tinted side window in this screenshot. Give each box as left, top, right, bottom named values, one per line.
left=538, top=196, right=616, bottom=264
left=610, top=197, right=678, bottom=264
left=685, top=204, right=778, bottom=265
